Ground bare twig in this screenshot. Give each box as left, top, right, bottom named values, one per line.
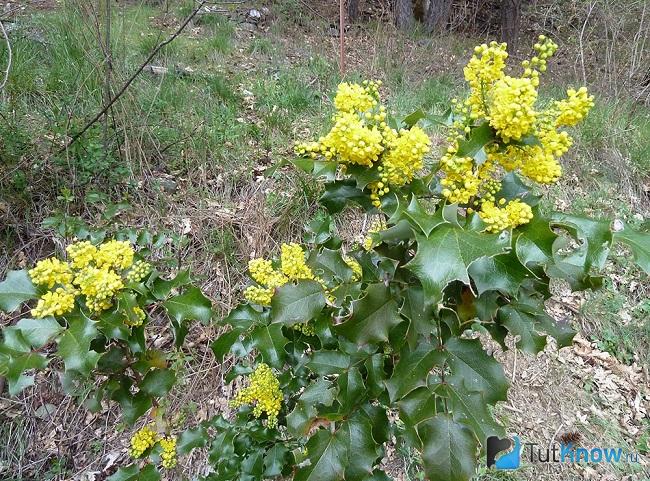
left=0, top=19, right=12, bottom=91
left=58, top=0, right=207, bottom=154
left=339, top=0, right=346, bottom=76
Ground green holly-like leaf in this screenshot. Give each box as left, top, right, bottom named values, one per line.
left=8, top=317, right=63, bottom=348
left=402, top=109, right=426, bottom=128
left=264, top=443, right=289, bottom=477
left=509, top=300, right=575, bottom=348
left=211, top=327, right=250, bottom=362
left=163, top=286, right=213, bottom=323
left=456, top=122, right=494, bottom=161
left=0, top=345, right=49, bottom=396
left=294, top=428, right=349, bottom=481
left=497, top=305, right=547, bottom=354
left=107, top=464, right=160, bottom=481
left=496, top=172, right=540, bottom=206
left=139, top=368, right=176, bottom=397
left=250, top=324, right=288, bottom=368
left=515, top=209, right=558, bottom=268
left=307, top=351, right=351, bottom=375
left=219, top=302, right=267, bottom=329
left=418, top=414, right=478, bottom=481
left=58, top=311, right=101, bottom=376
left=403, top=196, right=456, bottom=236
left=445, top=337, right=508, bottom=404
left=468, top=251, right=532, bottom=297
left=551, top=214, right=613, bottom=271
left=440, top=382, right=505, bottom=444
left=287, top=379, right=336, bottom=437
left=320, top=179, right=374, bottom=214
left=342, top=412, right=381, bottom=481
left=112, top=388, right=152, bottom=425
left=407, top=226, right=509, bottom=306
left=385, top=341, right=446, bottom=402
left=271, top=280, right=326, bottom=326
left=0, top=270, right=38, bottom=313
left=613, top=224, right=650, bottom=274
left=149, top=269, right=191, bottom=299
left=308, top=248, right=354, bottom=283
left=177, top=425, right=208, bottom=455
left=334, top=283, right=402, bottom=345
left=337, top=366, right=365, bottom=414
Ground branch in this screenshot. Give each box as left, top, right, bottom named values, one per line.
left=58, top=0, right=207, bottom=154
left=0, top=20, right=12, bottom=91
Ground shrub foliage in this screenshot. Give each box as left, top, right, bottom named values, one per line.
left=1, top=37, right=649, bottom=481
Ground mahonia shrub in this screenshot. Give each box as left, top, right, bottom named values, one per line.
left=0, top=237, right=212, bottom=433
left=1, top=38, right=650, bottom=481
left=180, top=37, right=648, bottom=481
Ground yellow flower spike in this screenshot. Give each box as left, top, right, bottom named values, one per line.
left=29, top=257, right=73, bottom=289
left=125, top=260, right=151, bottom=283
left=31, top=286, right=76, bottom=318
left=159, top=435, right=177, bottom=469
left=129, top=426, right=158, bottom=459
left=334, top=82, right=377, bottom=113
left=74, top=266, right=124, bottom=314
left=488, top=76, right=538, bottom=141
left=231, top=363, right=283, bottom=428
left=93, top=240, right=135, bottom=271
left=479, top=199, right=533, bottom=232
left=244, top=285, right=274, bottom=306
left=280, top=243, right=315, bottom=281
left=66, top=241, right=98, bottom=269
left=553, top=86, right=595, bottom=127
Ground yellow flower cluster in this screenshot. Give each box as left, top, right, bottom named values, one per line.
left=231, top=363, right=282, bottom=428
left=333, top=80, right=379, bottom=113
left=244, top=243, right=319, bottom=306
left=159, top=435, right=177, bottom=469
left=488, top=76, right=537, bottom=141
left=129, top=426, right=177, bottom=469
left=553, top=87, right=595, bottom=127
left=292, top=322, right=316, bottom=336
left=370, top=126, right=431, bottom=207
left=439, top=36, right=593, bottom=231
left=129, top=425, right=157, bottom=458
left=29, top=258, right=73, bottom=289
left=31, top=287, right=76, bottom=318
left=28, top=240, right=145, bottom=318
left=479, top=199, right=534, bottom=233
left=126, top=306, right=147, bottom=327
left=344, top=256, right=362, bottom=281
left=295, top=80, right=430, bottom=205
left=126, top=260, right=152, bottom=283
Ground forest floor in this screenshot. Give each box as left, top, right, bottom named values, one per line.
left=0, top=0, right=649, bottom=480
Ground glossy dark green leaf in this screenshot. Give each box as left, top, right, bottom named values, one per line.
left=403, top=196, right=452, bottom=236
left=163, top=286, right=213, bottom=323
left=308, top=248, right=354, bottom=283
left=271, top=280, right=326, bottom=326
left=468, top=251, right=532, bottom=297
left=497, top=305, right=547, bottom=354
left=0, top=270, right=38, bottom=313
left=2, top=349, right=48, bottom=396
left=613, top=225, right=650, bottom=274
left=445, top=337, right=508, bottom=404
left=211, top=327, right=245, bottom=362
left=342, top=413, right=381, bottom=481
left=455, top=122, right=494, bottom=163
left=402, top=109, right=426, bottom=128
left=264, top=443, right=289, bottom=477
left=418, top=414, right=478, bottom=481
left=139, top=368, right=176, bottom=397
left=385, top=341, right=446, bottom=401
left=251, top=324, right=288, bottom=368
left=551, top=214, right=613, bottom=271
left=407, top=227, right=508, bottom=306
left=335, top=284, right=402, bottom=345
left=294, top=428, right=349, bottom=481
left=496, top=172, right=540, bottom=206
left=286, top=379, right=336, bottom=437
left=440, top=382, right=505, bottom=443
left=337, top=366, right=365, bottom=414
left=10, top=317, right=63, bottom=348
left=112, top=389, right=152, bottom=425
left=307, top=351, right=351, bottom=375
left=150, top=269, right=191, bottom=299
left=320, top=179, right=373, bottom=214
left=220, top=303, right=266, bottom=329
left=515, top=209, right=557, bottom=268
left=178, top=425, right=209, bottom=455
left=58, top=311, right=101, bottom=375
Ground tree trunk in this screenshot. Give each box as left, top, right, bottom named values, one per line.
left=394, top=0, right=414, bottom=29
left=500, top=0, right=521, bottom=51
left=347, top=0, right=360, bottom=22
left=424, top=0, right=453, bottom=33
